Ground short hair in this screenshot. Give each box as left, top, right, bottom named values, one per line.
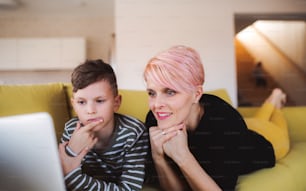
left=71, top=59, right=118, bottom=96
left=143, top=45, right=205, bottom=93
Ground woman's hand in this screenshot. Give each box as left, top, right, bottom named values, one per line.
left=163, top=124, right=190, bottom=164
left=149, top=123, right=187, bottom=191
left=149, top=123, right=184, bottom=160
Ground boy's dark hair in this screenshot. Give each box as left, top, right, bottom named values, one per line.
left=71, top=59, right=118, bottom=96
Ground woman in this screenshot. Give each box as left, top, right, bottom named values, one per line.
left=143, top=45, right=289, bottom=191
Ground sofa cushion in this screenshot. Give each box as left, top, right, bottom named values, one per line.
left=236, top=142, right=306, bottom=191
left=283, top=107, right=306, bottom=143
left=0, top=83, right=70, bottom=142
left=278, top=142, right=306, bottom=190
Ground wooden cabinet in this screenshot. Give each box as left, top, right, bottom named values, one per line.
left=0, top=38, right=86, bottom=70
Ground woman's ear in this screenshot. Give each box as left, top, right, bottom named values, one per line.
left=113, top=94, right=122, bottom=112
left=194, top=85, right=203, bottom=103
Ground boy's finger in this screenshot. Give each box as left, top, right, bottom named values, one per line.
left=75, top=122, right=81, bottom=131
left=83, top=119, right=104, bottom=131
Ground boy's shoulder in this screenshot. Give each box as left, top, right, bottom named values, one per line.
left=115, top=113, right=145, bottom=126
left=115, top=113, right=147, bottom=133
left=65, top=117, right=79, bottom=128
left=114, top=113, right=147, bottom=148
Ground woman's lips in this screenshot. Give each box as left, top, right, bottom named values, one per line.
left=156, top=112, right=171, bottom=120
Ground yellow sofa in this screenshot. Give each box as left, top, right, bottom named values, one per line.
left=1, top=82, right=306, bottom=191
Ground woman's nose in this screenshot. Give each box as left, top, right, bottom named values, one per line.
left=151, top=95, right=166, bottom=109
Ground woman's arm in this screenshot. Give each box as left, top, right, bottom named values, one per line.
left=149, top=125, right=186, bottom=191
left=153, top=156, right=185, bottom=191
left=163, top=129, right=222, bottom=191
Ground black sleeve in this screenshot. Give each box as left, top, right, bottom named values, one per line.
left=217, top=97, right=275, bottom=175
left=200, top=94, right=275, bottom=189
left=144, top=111, right=160, bottom=186
left=145, top=110, right=157, bottom=128
left=212, top=95, right=276, bottom=175
left=238, top=129, right=275, bottom=174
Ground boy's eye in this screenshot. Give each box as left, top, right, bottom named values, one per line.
left=77, top=100, right=85, bottom=105
left=96, top=99, right=105, bottom=103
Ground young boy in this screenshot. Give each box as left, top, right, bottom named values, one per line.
left=58, top=59, right=148, bottom=191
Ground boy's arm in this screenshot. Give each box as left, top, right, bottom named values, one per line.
left=63, top=127, right=149, bottom=191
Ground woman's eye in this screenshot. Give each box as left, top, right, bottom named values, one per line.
left=147, top=91, right=156, bottom=97
left=166, top=89, right=176, bottom=96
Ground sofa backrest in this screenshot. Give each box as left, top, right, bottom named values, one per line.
left=64, top=83, right=150, bottom=122
left=64, top=83, right=232, bottom=123
left=0, top=83, right=232, bottom=142
left=0, top=83, right=70, bottom=141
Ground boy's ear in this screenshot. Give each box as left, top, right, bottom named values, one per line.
left=113, top=94, right=122, bottom=112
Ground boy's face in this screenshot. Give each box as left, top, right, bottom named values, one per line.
left=71, top=80, right=121, bottom=133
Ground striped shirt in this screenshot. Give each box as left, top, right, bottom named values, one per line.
left=61, top=113, right=149, bottom=191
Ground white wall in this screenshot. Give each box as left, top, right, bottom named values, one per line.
left=0, top=1, right=114, bottom=85
left=115, top=0, right=306, bottom=106
left=253, top=21, right=306, bottom=73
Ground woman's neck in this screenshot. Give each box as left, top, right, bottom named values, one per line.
left=186, top=103, right=204, bottom=132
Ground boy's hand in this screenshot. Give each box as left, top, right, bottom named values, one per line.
left=68, top=120, right=102, bottom=154
left=58, top=142, right=88, bottom=175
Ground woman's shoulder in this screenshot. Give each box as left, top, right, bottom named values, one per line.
left=201, top=93, right=231, bottom=106
left=200, top=94, right=246, bottom=129
left=201, top=94, right=238, bottom=114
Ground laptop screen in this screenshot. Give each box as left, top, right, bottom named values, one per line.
left=0, top=112, right=66, bottom=191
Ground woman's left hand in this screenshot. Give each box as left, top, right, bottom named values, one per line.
left=163, top=124, right=190, bottom=164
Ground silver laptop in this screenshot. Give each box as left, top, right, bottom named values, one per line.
left=0, top=112, right=66, bottom=191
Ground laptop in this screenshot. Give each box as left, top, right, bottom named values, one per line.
left=0, top=112, right=66, bottom=191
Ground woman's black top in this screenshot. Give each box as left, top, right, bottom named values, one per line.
left=145, top=94, right=275, bottom=191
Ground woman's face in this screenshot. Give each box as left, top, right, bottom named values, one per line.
left=146, top=80, right=199, bottom=129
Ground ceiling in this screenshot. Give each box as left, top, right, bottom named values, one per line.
left=0, top=0, right=113, bottom=17
left=1, top=0, right=305, bottom=31
left=235, top=13, right=306, bottom=34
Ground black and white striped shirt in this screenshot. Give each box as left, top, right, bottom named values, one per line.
left=61, top=113, right=149, bottom=191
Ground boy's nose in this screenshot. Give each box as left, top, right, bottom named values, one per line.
left=87, top=104, right=97, bottom=114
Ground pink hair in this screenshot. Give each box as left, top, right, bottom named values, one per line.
left=144, top=45, right=205, bottom=93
